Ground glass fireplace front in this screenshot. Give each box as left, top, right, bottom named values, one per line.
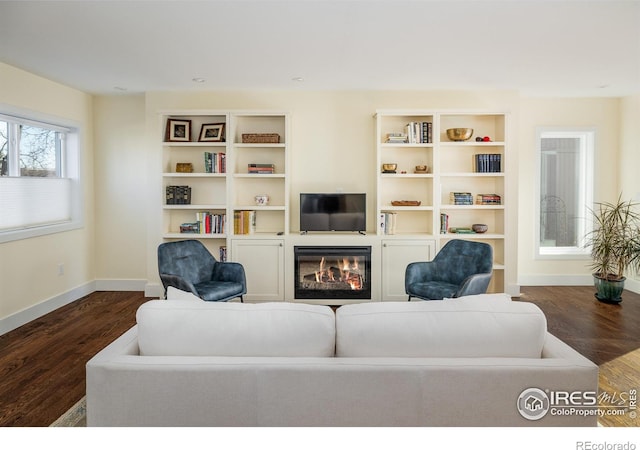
left=294, top=246, right=371, bottom=300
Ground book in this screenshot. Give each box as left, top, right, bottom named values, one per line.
left=233, top=210, right=256, bottom=235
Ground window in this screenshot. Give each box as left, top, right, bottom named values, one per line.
left=0, top=111, right=82, bottom=243
left=536, top=129, right=594, bottom=257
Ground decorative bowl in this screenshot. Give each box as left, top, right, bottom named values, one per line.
left=415, top=165, right=428, bottom=173
left=472, top=223, right=488, bottom=233
left=382, top=163, right=397, bottom=172
left=446, top=128, right=473, bottom=141
left=255, top=194, right=270, bottom=206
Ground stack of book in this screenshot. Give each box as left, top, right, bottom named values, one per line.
left=474, top=154, right=502, bottom=173
left=233, top=210, right=256, bottom=235
left=476, top=194, right=502, bottom=205
left=248, top=163, right=275, bottom=174
left=166, top=185, right=191, bottom=204
left=450, top=192, right=473, bottom=205
left=379, top=212, right=398, bottom=235
left=385, top=132, right=408, bottom=144
left=404, top=121, right=433, bottom=144
left=204, top=152, right=226, bottom=173
left=196, top=212, right=226, bottom=234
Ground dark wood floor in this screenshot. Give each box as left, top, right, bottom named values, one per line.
left=0, top=291, right=148, bottom=427
left=0, top=286, right=638, bottom=426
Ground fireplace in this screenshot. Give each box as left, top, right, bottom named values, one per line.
left=294, top=246, right=371, bottom=299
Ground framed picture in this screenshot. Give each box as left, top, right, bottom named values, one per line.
left=165, top=119, right=191, bottom=142
left=199, top=123, right=225, bottom=142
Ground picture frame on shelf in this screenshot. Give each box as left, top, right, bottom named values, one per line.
left=165, top=119, right=191, bottom=142
left=199, top=123, right=225, bottom=142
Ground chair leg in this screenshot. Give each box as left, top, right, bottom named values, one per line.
left=408, top=295, right=412, bottom=301
left=239, top=295, right=244, bottom=303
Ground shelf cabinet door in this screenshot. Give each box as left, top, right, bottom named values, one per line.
left=231, top=239, right=285, bottom=302
left=381, top=239, right=435, bottom=301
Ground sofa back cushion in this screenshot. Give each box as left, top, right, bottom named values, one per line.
left=335, top=294, right=547, bottom=358
left=137, top=301, right=335, bottom=357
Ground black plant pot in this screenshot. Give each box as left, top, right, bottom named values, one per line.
left=593, top=275, right=625, bottom=304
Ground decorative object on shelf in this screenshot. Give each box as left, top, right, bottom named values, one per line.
left=248, top=163, right=275, bottom=174
left=414, top=165, right=429, bottom=174
left=446, top=128, right=473, bottom=141
left=382, top=163, right=397, bottom=173
left=199, top=123, right=225, bottom=142
left=165, top=119, right=191, bottom=142
left=241, top=133, right=280, bottom=144
left=166, top=185, right=191, bottom=204
left=476, top=194, right=502, bottom=205
left=176, top=163, right=193, bottom=173
left=483, top=136, right=492, bottom=142
left=255, top=194, right=270, bottom=206
left=472, top=224, right=488, bottom=233
left=391, top=200, right=421, bottom=206
left=585, top=195, right=640, bottom=304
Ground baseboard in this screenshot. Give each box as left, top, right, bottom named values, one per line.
left=0, top=281, right=96, bottom=335
left=94, top=279, right=148, bottom=291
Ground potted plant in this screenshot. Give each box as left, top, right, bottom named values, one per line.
left=585, top=195, right=640, bottom=303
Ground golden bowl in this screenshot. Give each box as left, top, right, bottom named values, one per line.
left=415, top=165, right=428, bottom=172
left=382, top=163, right=397, bottom=172
left=446, top=128, right=473, bottom=141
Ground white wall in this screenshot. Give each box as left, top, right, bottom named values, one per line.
left=93, top=95, right=148, bottom=289
left=0, top=63, right=95, bottom=333
left=517, top=97, right=621, bottom=286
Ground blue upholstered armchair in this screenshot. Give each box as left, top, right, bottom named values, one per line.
left=158, top=240, right=247, bottom=302
left=405, top=239, right=493, bottom=301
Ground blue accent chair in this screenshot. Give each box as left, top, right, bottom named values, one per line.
left=405, top=239, right=493, bottom=301
left=158, top=240, right=247, bottom=302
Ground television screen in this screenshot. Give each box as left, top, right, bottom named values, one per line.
left=300, top=193, right=366, bottom=232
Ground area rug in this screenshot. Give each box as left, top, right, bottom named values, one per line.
left=49, top=396, right=86, bottom=427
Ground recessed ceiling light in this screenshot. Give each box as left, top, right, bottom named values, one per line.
left=292, top=77, right=304, bottom=82
left=192, top=77, right=206, bottom=83
left=113, top=86, right=127, bottom=91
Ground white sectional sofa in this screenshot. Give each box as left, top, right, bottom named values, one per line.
left=86, top=294, right=598, bottom=426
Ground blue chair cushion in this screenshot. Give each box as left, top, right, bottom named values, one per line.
left=195, top=281, right=245, bottom=302
left=408, top=282, right=459, bottom=301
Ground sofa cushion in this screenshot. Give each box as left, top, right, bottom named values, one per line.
left=335, top=294, right=547, bottom=358
left=137, top=300, right=335, bottom=357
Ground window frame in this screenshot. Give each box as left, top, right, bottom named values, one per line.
left=535, top=127, right=595, bottom=259
left=0, top=106, right=83, bottom=243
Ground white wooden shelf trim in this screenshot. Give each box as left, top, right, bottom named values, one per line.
left=163, top=172, right=226, bottom=178
left=163, top=233, right=227, bottom=239
left=163, top=204, right=227, bottom=210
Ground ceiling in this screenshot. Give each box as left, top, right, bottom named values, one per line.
left=0, top=0, right=639, bottom=97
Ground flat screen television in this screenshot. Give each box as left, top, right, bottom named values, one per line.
left=300, top=193, right=366, bottom=233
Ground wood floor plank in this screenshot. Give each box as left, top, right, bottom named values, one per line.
left=0, top=286, right=638, bottom=426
